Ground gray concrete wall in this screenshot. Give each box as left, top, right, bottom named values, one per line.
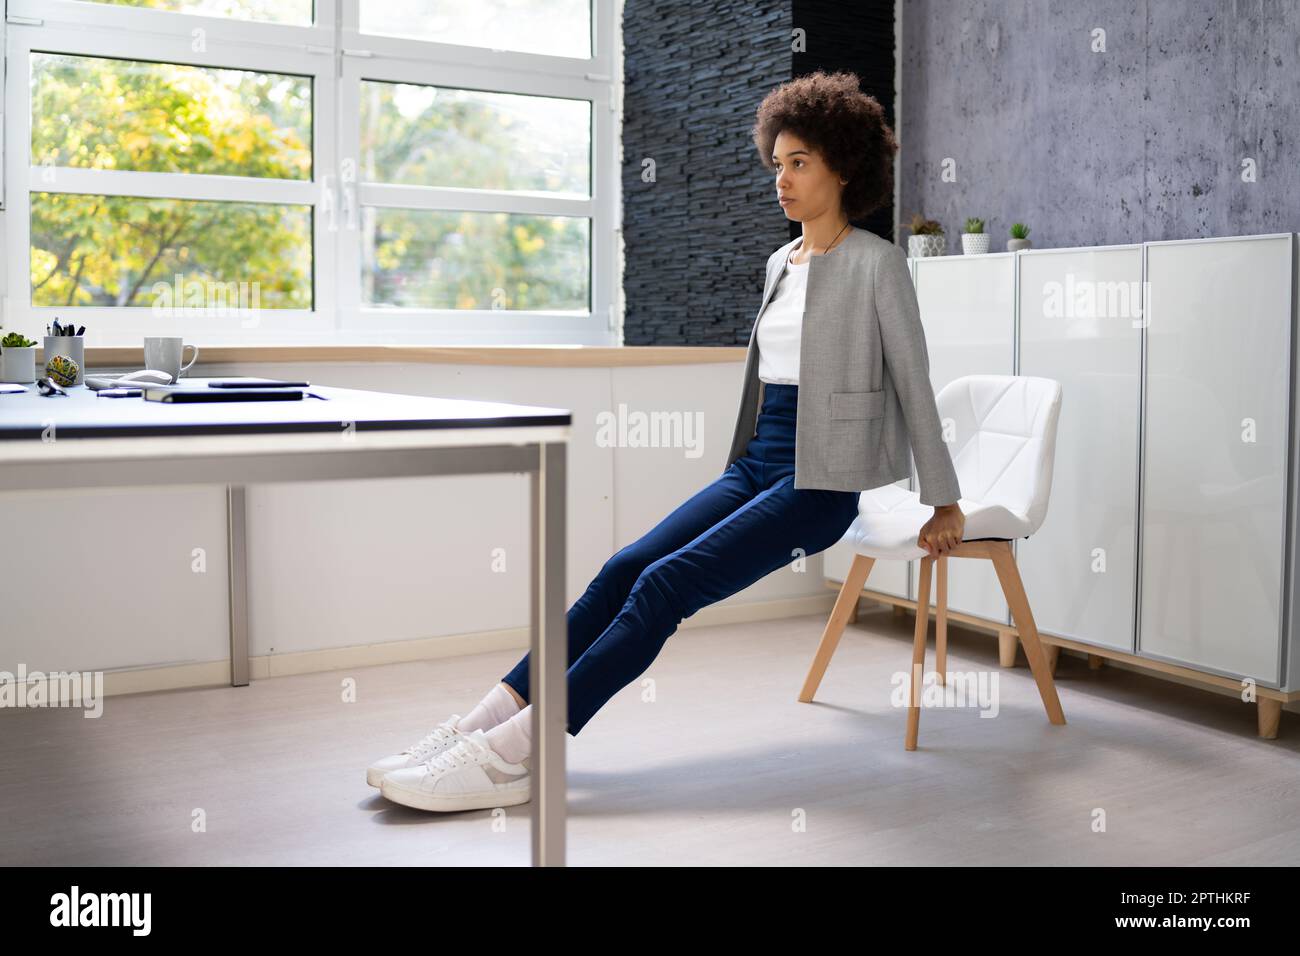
left=899, top=0, right=1298, bottom=249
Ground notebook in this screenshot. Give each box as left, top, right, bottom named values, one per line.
left=142, top=385, right=305, bottom=403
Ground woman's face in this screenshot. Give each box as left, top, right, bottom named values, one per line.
left=771, top=130, right=846, bottom=222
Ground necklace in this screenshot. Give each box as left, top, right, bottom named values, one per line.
left=793, top=221, right=851, bottom=264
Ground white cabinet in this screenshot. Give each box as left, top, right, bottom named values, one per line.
left=1017, top=245, right=1143, bottom=653
left=829, top=234, right=1299, bottom=695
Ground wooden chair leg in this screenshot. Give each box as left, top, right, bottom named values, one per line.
left=936, top=554, right=948, bottom=686
left=847, top=598, right=859, bottom=625
left=988, top=542, right=1066, bottom=726
left=906, top=555, right=935, bottom=751
left=799, top=553, right=874, bottom=702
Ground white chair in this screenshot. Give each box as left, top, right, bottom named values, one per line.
left=799, top=374, right=1067, bottom=750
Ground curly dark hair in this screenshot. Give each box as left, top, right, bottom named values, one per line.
left=751, top=70, right=898, bottom=221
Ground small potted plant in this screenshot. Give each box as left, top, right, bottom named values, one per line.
left=1007, top=222, right=1032, bottom=251
left=960, top=217, right=989, bottom=255
left=907, top=213, right=946, bottom=258
left=1, top=331, right=38, bottom=384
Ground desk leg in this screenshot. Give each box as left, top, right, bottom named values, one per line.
left=530, top=441, right=567, bottom=867
left=226, top=485, right=250, bottom=688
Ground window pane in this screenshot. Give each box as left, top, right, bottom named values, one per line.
left=31, top=192, right=312, bottom=309
left=361, top=82, right=589, bottom=195
left=362, top=209, right=588, bottom=311
left=360, top=0, right=591, bottom=59
left=75, top=0, right=312, bottom=25
left=32, top=53, right=312, bottom=180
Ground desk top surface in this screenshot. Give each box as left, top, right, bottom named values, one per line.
left=0, top=378, right=572, bottom=439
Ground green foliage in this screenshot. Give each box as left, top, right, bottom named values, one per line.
left=908, top=212, right=944, bottom=236
left=358, top=82, right=589, bottom=309
left=2, top=332, right=38, bottom=348
left=360, top=82, right=586, bottom=194
left=363, top=210, right=587, bottom=310
left=32, top=52, right=312, bottom=179
left=1010, top=222, right=1030, bottom=239
left=30, top=53, right=312, bottom=308
left=963, top=217, right=985, bottom=234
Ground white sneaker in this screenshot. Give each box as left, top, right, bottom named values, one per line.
left=379, top=728, right=531, bottom=812
left=366, top=714, right=469, bottom=788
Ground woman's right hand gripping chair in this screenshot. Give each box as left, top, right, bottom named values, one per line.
left=799, top=374, right=1066, bottom=750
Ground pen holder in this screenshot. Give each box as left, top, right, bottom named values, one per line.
left=43, top=335, right=85, bottom=386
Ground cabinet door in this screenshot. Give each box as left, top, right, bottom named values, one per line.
left=1018, top=246, right=1143, bottom=652
left=1140, top=235, right=1292, bottom=684
left=911, top=253, right=1016, bottom=622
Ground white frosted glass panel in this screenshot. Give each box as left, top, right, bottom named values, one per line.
left=1018, top=246, right=1143, bottom=652
left=1140, top=236, right=1291, bottom=682
left=911, top=254, right=1016, bottom=623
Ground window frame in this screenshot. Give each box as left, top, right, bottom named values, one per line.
left=4, top=0, right=619, bottom=346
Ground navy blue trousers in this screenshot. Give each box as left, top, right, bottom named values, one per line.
left=500, top=383, right=862, bottom=735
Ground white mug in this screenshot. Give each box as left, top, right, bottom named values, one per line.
left=143, top=337, right=199, bottom=380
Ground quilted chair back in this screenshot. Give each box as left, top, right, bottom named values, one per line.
left=936, top=375, right=1064, bottom=537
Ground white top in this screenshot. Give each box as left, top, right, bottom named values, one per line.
left=757, top=238, right=809, bottom=386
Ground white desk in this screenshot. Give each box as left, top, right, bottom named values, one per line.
left=0, top=378, right=571, bottom=866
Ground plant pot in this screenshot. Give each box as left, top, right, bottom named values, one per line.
left=1007, top=238, right=1033, bottom=252
left=43, top=335, right=85, bottom=386
left=961, top=233, right=990, bottom=255
left=908, top=234, right=946, bottom=258
left=1, top=345, right=37, bottom=384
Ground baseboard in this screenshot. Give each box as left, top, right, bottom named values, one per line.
left=85, top=591, right=841, bottom=697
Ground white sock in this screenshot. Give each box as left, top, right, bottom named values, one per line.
left=484, top=706, right=532, bottom=765
left=456, top=683, right=522, bottom=734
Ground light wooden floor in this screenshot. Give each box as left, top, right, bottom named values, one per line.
left=2, top=605, right=1297, bottom=866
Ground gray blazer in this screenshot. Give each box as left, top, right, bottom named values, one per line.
left=725, top=227, right=962, bottom=507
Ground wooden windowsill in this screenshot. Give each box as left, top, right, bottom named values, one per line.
left=34, top=344, right=747, bottom=368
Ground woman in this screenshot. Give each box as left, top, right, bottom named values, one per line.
left=371, top=71, right=966, bottom=813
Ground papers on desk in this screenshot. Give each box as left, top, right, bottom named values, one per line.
left=86, top=373, right=170, bottom=391
left=0, top=383, right=29, bottom=393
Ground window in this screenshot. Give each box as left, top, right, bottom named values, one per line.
left=76, top=1, right=313, bottom=26
left=359, top=1, right=592, bottom=59
left=4, top=0, right=618, bottom=344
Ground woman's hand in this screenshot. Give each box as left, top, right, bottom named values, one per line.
left=918, top=503, right=965, bottom=557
